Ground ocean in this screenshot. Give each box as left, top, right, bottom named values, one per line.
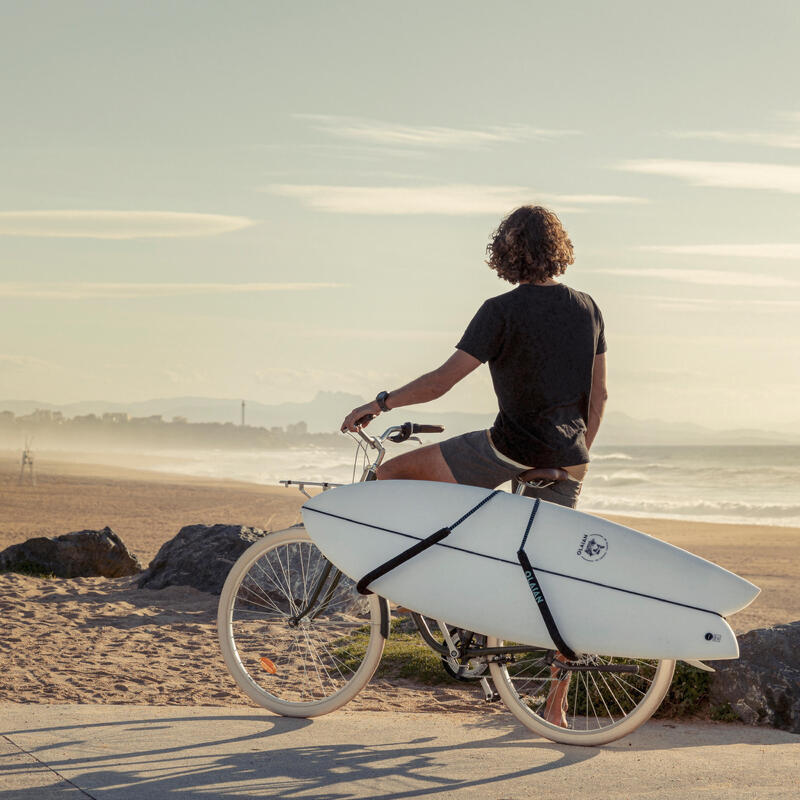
left=137, top=442, right=800, bottom=529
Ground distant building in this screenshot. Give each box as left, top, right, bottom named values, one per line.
left=131, top=415, right=163, bottom=424
left=172, top=416, right=188, bottom=424
left=102, top=412, right=129, bottom=424
left=22, top=409, right=57, bottom=423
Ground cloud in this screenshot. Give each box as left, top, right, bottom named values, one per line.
left=0, top=211, right=256, bottom=239
left=639, top=244, right=800, bottom=259
left=596, top=268, right=800, bottom=288
left=0, top=282, right=343, bottom=299
left=673, top=130, right=800, bottom=149
left=617, top=159, right=800, bottom=194
left=0, top=354, right=53, bottom=370
left=297, top=114, right=581, bottom=149
left=267, top=184, right=645, bottom=215
left=301, top=327, right=457, bottom=342
left=649, top=296, right=800, bottom=313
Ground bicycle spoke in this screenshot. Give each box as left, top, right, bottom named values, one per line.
left=490, top=639, right=674, bottom=742
left=220, top=528, right=384, bottom=712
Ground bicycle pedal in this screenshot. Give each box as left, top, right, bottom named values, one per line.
left=483, top=692, right=501, bottom=703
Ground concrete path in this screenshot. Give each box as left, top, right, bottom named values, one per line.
left=1, top=704, right=797, bottom=799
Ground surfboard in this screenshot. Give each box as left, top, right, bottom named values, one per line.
left=301, top=480, right=760, bottom=660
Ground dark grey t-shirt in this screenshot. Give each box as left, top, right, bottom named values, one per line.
left=456, top=283, right=606, bottom=468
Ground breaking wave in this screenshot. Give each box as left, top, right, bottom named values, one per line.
left=591, top=452, right=634, bottom=461
left=590, top=470, right=651, bottom=486
left=580, top=495, right=800, bottom=527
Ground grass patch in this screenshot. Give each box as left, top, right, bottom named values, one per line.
left=332, top=618, right=460, bottom=686
left=654, top=661, right=712, bottom=718
left=0, top=561, right=58, bottom=579
left=710, top=702, right=740, bottom=722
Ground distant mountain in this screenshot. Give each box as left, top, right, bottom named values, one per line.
left=594, top=411, right=800, bottom=446
left=1, top=395, right=797, bottom=445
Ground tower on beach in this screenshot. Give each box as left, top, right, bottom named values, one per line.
left=19, top=439, right=36, bottom=486
left=241, top=399, right=245, bottom=426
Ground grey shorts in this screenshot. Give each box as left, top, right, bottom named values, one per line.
left=439, top=430, right=582, bottom=509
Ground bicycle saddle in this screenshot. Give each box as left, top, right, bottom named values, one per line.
left=517, top=467, right=570, bottom=483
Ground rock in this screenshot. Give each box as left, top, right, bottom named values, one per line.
left=709, top=621, right=800, bottom=733
left=137, top=523, right=368, bottom=614
left=137, top=524, right=267, bottom=595
left=0, top=527, right=143, bottom=578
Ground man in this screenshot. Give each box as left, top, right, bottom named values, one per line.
left=341, top=205, right=607, bottom=503
left=340, top=205, right=608, bottom=725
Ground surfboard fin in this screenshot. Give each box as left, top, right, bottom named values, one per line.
left=682, top=659, right=715, bottom=672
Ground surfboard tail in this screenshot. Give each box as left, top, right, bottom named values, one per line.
left=716, top=579, right=761, bottom=617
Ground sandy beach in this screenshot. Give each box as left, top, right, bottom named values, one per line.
left=1, top=452, right=797, bottom=710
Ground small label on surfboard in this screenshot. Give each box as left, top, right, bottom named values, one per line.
left=577, top=533, right=609, bottom=562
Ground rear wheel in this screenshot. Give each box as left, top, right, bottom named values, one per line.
left=218, top=525, right=387, bottom=717
left=487, top=639, right=675, bottom=746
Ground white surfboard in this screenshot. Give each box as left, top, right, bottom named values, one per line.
left=301, top=480, right=759, bottom=660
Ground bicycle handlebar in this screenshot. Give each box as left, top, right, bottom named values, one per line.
left=352, top=421, right=446, bottom=449
left=412, top=424, right=445, bottom=434
left=387, top=421, right=446, bottom=443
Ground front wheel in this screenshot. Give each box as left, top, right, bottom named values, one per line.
left=217, top=525, right=387, bottom=717
left=487, top=638, right=675, bottom=746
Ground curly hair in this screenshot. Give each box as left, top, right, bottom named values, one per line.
left=486, top=206, right=574, bottom=284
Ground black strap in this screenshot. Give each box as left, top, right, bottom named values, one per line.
left=356, top=526, right=452, bottom=595
left=517, top=499, right=577, bottom=660
left=356, top=490, right=500, bottom=595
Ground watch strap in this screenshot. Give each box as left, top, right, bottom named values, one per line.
left=376, top=391, right=391, bottom=412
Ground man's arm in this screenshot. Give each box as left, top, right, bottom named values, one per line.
left=340, top=350, right=481, bottom=432
left=585, top=353, right=608, bottom=450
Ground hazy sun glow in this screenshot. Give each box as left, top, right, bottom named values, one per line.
left=1, top=2, right=798, bottom=430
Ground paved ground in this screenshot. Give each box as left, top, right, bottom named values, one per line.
left=1, top=704, right=797, bottom=799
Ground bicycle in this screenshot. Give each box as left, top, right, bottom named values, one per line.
left=217, top=422, right=676, bottom=746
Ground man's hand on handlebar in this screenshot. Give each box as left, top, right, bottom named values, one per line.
left=341, top=401, right=382, bottom=433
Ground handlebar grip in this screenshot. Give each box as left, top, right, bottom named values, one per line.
left=412, top=424, right=445, bottom=434
left=355, top=413, right=375, bottom=427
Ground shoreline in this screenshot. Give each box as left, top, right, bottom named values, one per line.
left=4, top=446, right=799, bottom=530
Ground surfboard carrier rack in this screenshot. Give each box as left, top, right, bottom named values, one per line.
left=279, top=479, right=344, bottom=499
left=409, top=613, right=638, bottom=673
left=549, top=657, right=639, bottom=674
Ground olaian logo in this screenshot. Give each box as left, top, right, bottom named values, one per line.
left=577, top=533, right=609, bottom=562
left=523, top=570, right=545, bottom=604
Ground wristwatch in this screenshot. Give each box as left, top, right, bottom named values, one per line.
left=375, top=391, right=391, bottom=412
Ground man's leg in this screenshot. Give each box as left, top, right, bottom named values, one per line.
left=376, top=443, right=457, bottom=483
left=516, top=478, right=583, bottom=727
left=544, top=658, right=571, bottom=726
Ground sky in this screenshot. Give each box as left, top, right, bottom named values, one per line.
left=1, top=0, right=799, bottom=429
